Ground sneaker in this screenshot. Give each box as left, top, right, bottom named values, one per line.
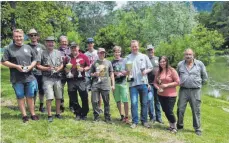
left=69, top=107, right=75, bottom=113
left=22, top=116, right=29, bottom=123
left=149, top=119, right=156, bottom=123
left=105, top=118, right=112, bottom=124
left=81, top=116, right=87, bottom=120
left=167, top=127, right=173, bottom=131
left=156, top=119, right=164, bottom=124
left=55, top=114, right=62, bottom=119
left=93, top=116, right=100, bottom=122
left=60, top=105, right=65, bottom=113
left=195, top=131, right=202, bottom=136
left=75, top=115, right=81, bottom=121
left=177, top=125, right=184, bottom=130
left=39, top=107, right=45, bottom=113
left=130, top=123, right=137, bottom=129
left=48, top=116, right=53, bottom=122
left=142, top=122, right=151, bottom=128
left=120, top=115, right=124, bottom=121
left=123, top=117, right=130, bottom=124
left=31, top=115, right=39, bottom=120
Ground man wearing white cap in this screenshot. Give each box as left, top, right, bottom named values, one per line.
left=146, top=44, right=163, bottom=124
left=28, top=28, right=46, bottom=112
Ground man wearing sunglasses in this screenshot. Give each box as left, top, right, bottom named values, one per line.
left=28, top=28, right=46, bottom=113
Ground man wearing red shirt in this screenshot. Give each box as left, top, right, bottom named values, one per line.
left=65, top=42, right=90, bottom=120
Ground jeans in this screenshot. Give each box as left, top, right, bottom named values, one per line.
left=130, top=84, right=148, bottom=124
left=153, top=86, right=162, bottom=121
left=147, top=85, right=155, bottom=120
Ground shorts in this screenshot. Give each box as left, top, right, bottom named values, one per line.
left=34, top=75, right=44, bottom=95
left=12, top=80, right=38, bottom=99
left=43, top=77, right=62, bottom=100
left=113, top=84, right=128, bottom=103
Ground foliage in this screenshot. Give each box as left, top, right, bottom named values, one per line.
left=1, top=1, right=79, bottom=47
left=95, top=2, right=198, bottom=56
left=155, top=25, right=224, bottom=67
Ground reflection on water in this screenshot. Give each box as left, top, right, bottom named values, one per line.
left=208, top=88, right=221, bottom=98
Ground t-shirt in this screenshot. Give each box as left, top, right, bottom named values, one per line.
left=39, top=49, right=63, bottom=78
left=28, top=43, right=46, bottom=75
left=112, top=58, right=126, bottom=84
left=147, top=56, right=159, bottom=84
left=67, top=53, right=90, bottom=78
left=122, top=52, right=153, bottom=87
left=90, top=59, right=113, bottom=90
left=84, top=49, right=98, bottom=77
left=1, top=43, right=37, bottom=83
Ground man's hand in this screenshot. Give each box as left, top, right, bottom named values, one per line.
left=142, top=69, right=148, bottom=76
left=15, top=65, right=24, bottom=72
left=111, top=85, right=115, bottom=92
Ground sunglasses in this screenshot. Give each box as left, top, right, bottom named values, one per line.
left=87, top=42, right=93, bottom=44
left=30, top=34, right=37, bottom=37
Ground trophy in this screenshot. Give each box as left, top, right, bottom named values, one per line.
left=125, top=60, right=134, bottom=82
left=95, top=63, right=101, bottom=83
left=66, top=62, right=73, bottom=78
left=157, top=76, right=164, bottom=92
left=21, top=61, right=29, bottom=72
left=76, top=59, right=82, bottom=77
left=140, top=59, right=146, bottom=82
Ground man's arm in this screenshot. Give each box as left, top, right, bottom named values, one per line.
left=200, top=61, right=208, bottom=84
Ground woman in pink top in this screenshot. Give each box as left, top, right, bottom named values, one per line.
left=154, top=56, right=180, bottom=133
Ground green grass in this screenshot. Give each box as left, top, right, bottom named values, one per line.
left=1, top=64, right=229, bottom=143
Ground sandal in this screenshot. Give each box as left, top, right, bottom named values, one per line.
left=167, top=127, right=173, bottom=131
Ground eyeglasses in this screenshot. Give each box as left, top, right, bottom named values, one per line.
left=147, top=49, right=153, bottom=51
left=30, top=34, right=37, bottom=37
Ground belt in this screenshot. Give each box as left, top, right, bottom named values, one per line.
left=181, top=87, right=200, bottom=89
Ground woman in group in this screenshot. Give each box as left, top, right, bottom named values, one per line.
left=153, top=56, right=180, bottom=133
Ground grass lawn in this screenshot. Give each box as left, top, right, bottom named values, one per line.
left=1, top=65, right=229, bottom=143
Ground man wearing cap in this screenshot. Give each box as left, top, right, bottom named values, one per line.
left=28, top=28, right=46, bottom=112
left=58, top=35, right=71, bottom=113
left=37, top=36, right=63, bottom=122
left=1, top=29, right=39, bottom=123
left=177, top=48, right=208, bottom=136
left=65, top=42, right=90, bottom=120
left=90, top=48, right=115, bottom=123
left=146, top=44, right=163, bottom=124
left=122, top=40, right=153, bottom=128
left=84, top=37, right=103, bottom=113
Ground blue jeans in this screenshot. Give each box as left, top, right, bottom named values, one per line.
left=148, top=85, right=155, bottom=120
left=130, top=84, right=148, bottom=124
left=153, top=86, right=162, bottom=121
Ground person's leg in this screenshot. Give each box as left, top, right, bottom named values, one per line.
left=99, top=94, right=103, bottom=113
left=46, top=99, right=52, bottom=116
left=60, top=79, right=66, bottom=112
left=129, top=86, right=139, bottom=125
left=43, top=79, right=55, bottom=117
left=189, top=89, right=202, bottom=133
left=38, top=75, right=45, bottom=112
left=77, top=86, right=89, bottom=118
left=113, top=84, right=123, bottom=119
left=177, top=88, right=189, bottom=129
left=91, top=89, right=100, bottom=120
left=54, top=80, right=63, bottom=116
left=101, top=90, right=110, bottom=121
left=139, top=84, right=148, bottom=124
left=153, top=86, right=162, bottom=122
left=147, top=87, right=154, bottom=121
left=166, top=97, right=177, bottom=129
left=25, top=80, right=38, bottom=116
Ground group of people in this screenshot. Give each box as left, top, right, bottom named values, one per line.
left=1, top=28, right=208, bottom=136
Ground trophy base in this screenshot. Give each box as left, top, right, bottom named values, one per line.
left=127, top=78, right=134, bottom=82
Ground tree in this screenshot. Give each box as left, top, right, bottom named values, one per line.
left=155, top=25, right=224, bottom=67
left=1, top=1, right=79, bottom=47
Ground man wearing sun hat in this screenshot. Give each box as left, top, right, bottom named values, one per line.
left=28, top=28, right=46, bottom=113
left=37, top=36, right=63, bottom=122
left=90, top=48, right=115, bottom=123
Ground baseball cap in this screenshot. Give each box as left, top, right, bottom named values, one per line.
left=70, top=42, right=78, bottom=48
left=87, top=38, right=94, bottom=43
left=146, top=44, right=154, bottom=50
left=98, top=48, right=106, bottom=53
left=45, top=36, right=55, bottom=41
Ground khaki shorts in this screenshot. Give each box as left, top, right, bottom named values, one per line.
left=43, top=77, right=62, bottom=100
